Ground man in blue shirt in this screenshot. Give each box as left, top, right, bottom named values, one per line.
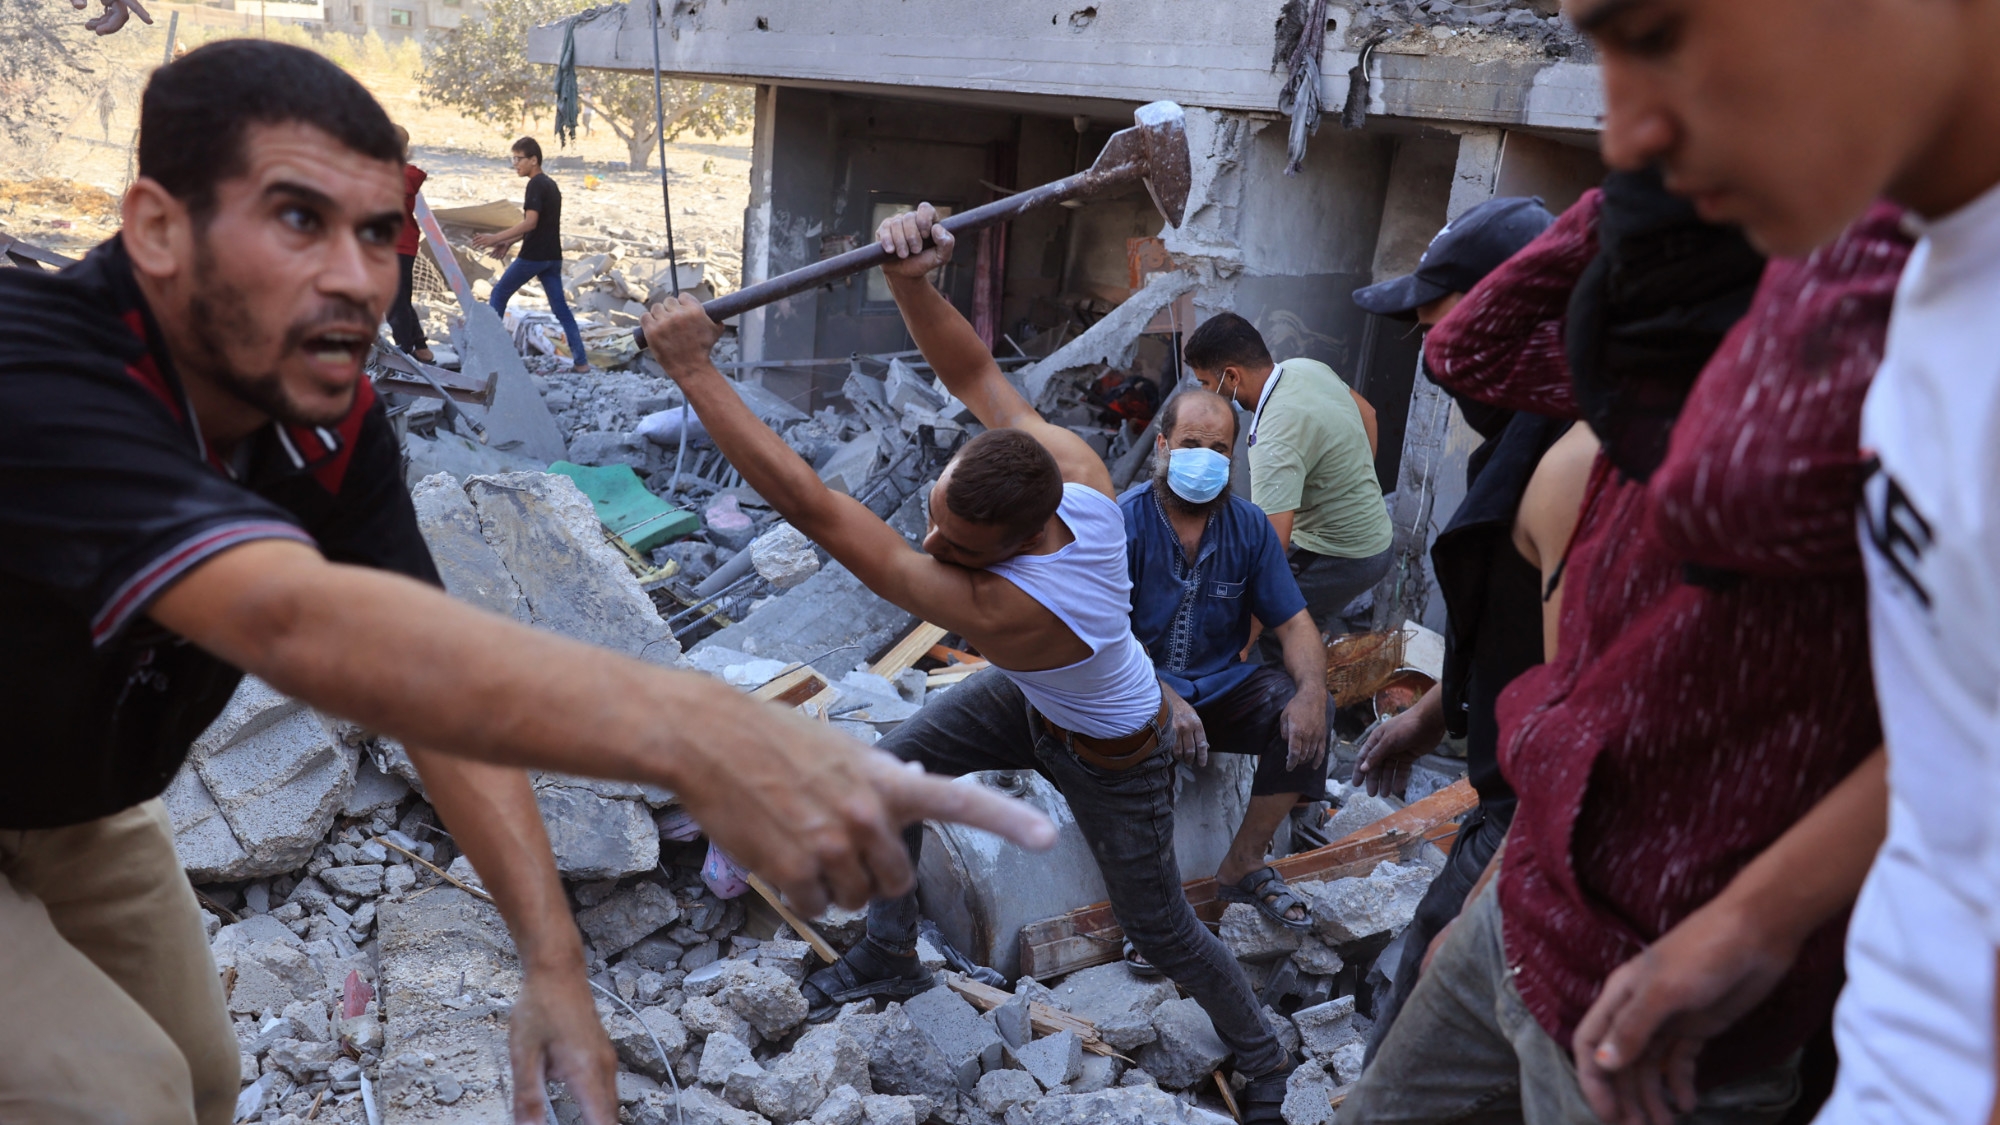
left=1123, top=388, right=1330, bottom=931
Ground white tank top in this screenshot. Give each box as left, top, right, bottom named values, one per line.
left=986, top=483, right=1162, bottom=738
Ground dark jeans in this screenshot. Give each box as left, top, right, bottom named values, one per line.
left=1257, top=544, right=1393, bottom=664
left=1195, top=664, right=1329, bottom=800
left=1363, top=802, right=1511, bottom=1065
left=867, top=667, right=1291, bottom=1080
left=1344, top=881, right=1801, bottom=1125
left=489, top=257, right=586, bottom=365
left=388, top=253, right=428, bottom=354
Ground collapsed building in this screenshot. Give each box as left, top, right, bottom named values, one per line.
left=1, top=4, right=1613, bottom=1124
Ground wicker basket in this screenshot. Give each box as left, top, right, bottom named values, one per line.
left=1324, top=630, right=1408, bottom=709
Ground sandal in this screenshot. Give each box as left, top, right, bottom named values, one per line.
left=1122, top=940, right=1163, bottom=979
left=800, top=937, right=934, bottom=1023
left=1241, top=1070, right=1293, bottom=1125
left=1219, top=867, right=1315, bottom=932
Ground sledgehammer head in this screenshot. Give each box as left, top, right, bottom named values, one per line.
left=1132, top=101, right=1192, bottom=228
left=1091, top=101, right=1193, bottom=228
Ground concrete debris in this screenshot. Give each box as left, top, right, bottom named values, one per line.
left=902, top=984, right=1005, bottom=1091
left=751, top=1021, right=870, bottom=1123
left=1289, top=996, right=1364, bottom=1065
left=751, top=522, right=822, bottom=589
left=374, top=886, right=518, bottom=1122
left=1022, top=1085, right=1236, bottom=1125
left=1013, top=1028, right=1084, bottom=1090
left=1043, top=962, right=1179, bottom=1027
left=1279, top=1061, right=1338, bottom=1125
left=1138, top=998, right=1231, bottom=1091
left=164, top=677, right=357, bottom=881
left=1220, top=901, right=1306, bottom=963
left=462, top=471, right=683, bottom=666
left=577, top=881, right=684, bottom=955
left=854, top=1004, right=961, bottom=1106
left=604, top=1003, right=690, bottom=1081
left=1299, top=861, right=1434, bottom=945
left=409, top=474, right=531, bottom=622
left=532, top=773, right=663, bottom=879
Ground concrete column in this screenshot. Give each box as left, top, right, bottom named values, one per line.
left=1372, top=127, right=1504, bottom=631
left=737, top=83, right=779, bottom=366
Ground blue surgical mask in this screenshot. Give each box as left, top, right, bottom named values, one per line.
left=1166, top=447, right=1230, bottom=504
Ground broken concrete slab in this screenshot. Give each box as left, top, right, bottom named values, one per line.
left=1043, top=962, right=1179, bottom=1027
left=165, top=677, right=358, bottom=881
left=464, top=471, right=683, bottom=666
left=1219, top=902, right=1305, bottom=963
left=1022, top=1085, right=1235, bottom=1125
left=1279, top=1061, right=1337, bottom=1125
left=641, top=1085, right=772, bottom=1125
left=698, top=561, right=914, bottom=678
left=532, top=774, right=662, bottom=879
left=699, top=1031, right=762, bottom=1087
left=1138, top=998, right=1229, bottom=1091
left=1014, top=1029, right=1083, bottom=1090
left=859, top=1004, right=960, bottom=1106
left=1092, top=1010, right=1156, bottom=1053
left=454, top=299, right=568, bottom=463
left=1299, top=861, right=1433, bottom=945
left=577, top=881, right=684, bottom=956
left=566, top=430, right=651, bottom=469
left=374, top=886, right=518, bottom=1122
left=343, top=754, right=412, bottom=818
left=410, top=472, right=531, bottom=623
left=752, top=1020, right=870, bottom=1123
left=710, top=959, right=810, bottom=1039
left=975, top=1068, right=1041, bottom=1116
left=605, top=1004, right=690, bottom=1081
left=751, top=522, right=821, bottom=590
left=1289, top=996, right=1362, bottom=1064
left=1288, top=937, right=1345, bottom=978
left=818, top=432, right=883, bottom=496
left=903, top=984, right=1005, bottom=1091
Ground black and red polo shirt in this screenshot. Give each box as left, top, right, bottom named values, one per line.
left=0, top=236, right=440, bottom=829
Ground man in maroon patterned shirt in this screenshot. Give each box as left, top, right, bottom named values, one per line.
left=1339, top=188, right=1907, bottom=1123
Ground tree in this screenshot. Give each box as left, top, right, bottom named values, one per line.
left=420, top=0, right=750, bottom=170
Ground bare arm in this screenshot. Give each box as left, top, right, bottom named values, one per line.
left=473, top=209, right=538, bottom=250
left=636, top=295, right=1056, bottom=655
left=1265, top=509, right=1296, bottom=550
left=877, top=205, right=1112, bottom=496
left=405, top=749, right=616, bottom=1124
left=1573, top=748, right=1889, bottom=1125
left=148, top=539, right=1055, bottom=914
left=1349, top=388, right=1380, bottom=458
left=1271, top=608, right=1330, bottom=770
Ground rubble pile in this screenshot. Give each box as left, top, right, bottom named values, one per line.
left=1345, top=0, right=1590, bottom=59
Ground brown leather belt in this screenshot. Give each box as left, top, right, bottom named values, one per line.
left=1040, top=696, right=1172, bottom=772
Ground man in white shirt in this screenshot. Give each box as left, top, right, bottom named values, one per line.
left=1545, top=2, right=2000, bottom=1124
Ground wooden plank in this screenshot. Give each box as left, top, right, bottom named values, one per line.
left=870, top=622, right=949, bottom=679
left=745, top=873, right=839, bottom=964
left=1017, top=780, right=1478, bottom=980
left=751, top=666, right=830, bottom=708
left=925, top=664, right=989, bottom=688
left=943, top=974, right=1129, bottom=1060
left=927, top=642, right=983, bottom=666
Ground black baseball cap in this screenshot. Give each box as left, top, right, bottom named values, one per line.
left=1352, top=195, right=1558, bottom=321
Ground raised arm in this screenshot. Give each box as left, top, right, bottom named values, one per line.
left=637, top=293, right=1054, bottom=649
left=877, top=204, right=1113, bottom=497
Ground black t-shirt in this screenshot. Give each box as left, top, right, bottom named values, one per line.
left=0, top=237, right=441, bottom=829
left=519, top=172, right=563, bottom=261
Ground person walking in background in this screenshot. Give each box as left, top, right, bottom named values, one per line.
left=473, top=136, right=589, bottom=373
left=1183, top=313, right=1392, bottom=643
left=387, top=125, right=432, bottom=363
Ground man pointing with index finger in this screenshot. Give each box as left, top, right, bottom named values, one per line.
left=0, top=43, right=1051, bottom=1125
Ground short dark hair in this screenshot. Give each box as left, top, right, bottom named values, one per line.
left=512, top=136, right=543, bottom=163
left=1182, top=312, right=1272, bottom=373
left=1157, top=388, right=1237, bottom=444
left=943, top=429, right=1064, bottom=543
left=139, top=40, right=400, bottom=222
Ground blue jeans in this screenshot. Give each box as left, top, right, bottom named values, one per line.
left=867, top=667, right=1291, bottom=1081
left=489, top=257, right=586, bottom=366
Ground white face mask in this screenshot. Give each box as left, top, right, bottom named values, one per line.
left=1165, top=447, right=1231, bottom=503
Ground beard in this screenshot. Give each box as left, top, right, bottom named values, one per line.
left=1152, top=456, right=1232, bottom=519
left=183, top=235, right=372, bottom=428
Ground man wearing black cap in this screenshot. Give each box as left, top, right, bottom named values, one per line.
left=1345, top=196, right=1584, bottom=1062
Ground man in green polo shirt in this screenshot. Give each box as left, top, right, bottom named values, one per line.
left=1185, top=313, right=1392, bottom=640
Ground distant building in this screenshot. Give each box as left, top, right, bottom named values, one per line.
left=318, top=0, right=483, bottom=37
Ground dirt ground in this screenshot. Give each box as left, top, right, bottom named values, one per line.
left=0, top=4, right=750, bottom=284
